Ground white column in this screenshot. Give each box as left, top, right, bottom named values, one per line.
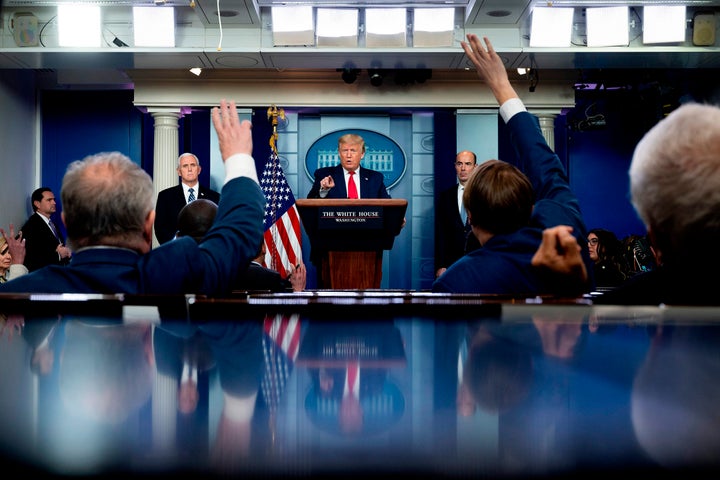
left=528, top=108, right=560, bottom=151
left=147, top=107, right=183, bottom=248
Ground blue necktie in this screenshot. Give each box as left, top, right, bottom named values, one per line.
left=187, top=188, right=196, bottom=203
left=49, top=220, right=60, bottom=240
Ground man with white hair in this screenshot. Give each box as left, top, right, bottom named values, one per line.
left=533, top=102, right=720, bottom=305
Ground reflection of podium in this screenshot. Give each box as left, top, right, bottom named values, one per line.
left=296, top=199, right=407, bottom=289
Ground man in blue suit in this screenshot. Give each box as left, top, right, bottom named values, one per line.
left=0, top=99, right=265, bottom=296
left=307, top=133, right=391, bottom=200
left=432, top=34, right=592, bottom=296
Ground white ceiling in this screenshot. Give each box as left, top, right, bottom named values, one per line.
left=1, top=1, right=720, bottom=82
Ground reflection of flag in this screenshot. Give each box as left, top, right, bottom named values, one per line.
left=259, top=151, right=302, bottom=278
left=261, top=313, right=302, bottom=413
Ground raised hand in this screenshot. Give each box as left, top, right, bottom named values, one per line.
left=460, top=34, right=518, bottom=105
left=0, top=224, right=26, bottom=265
left=531, top=225, right=588, bottom=284
left=211, top=99, right=253, bottom=162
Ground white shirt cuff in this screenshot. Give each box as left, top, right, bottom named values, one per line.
left=223, top=153, right=259, bottom=185
left=499, top=97, right=527, bottom=124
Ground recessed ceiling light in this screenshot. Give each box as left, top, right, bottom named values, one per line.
left=487, top=10, right=511, bottom=18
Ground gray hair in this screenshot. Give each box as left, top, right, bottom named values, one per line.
left=177, top=152, right=199, bottom=168
left=629, top=103, right=720, bottom=262
left=61, top=152, right=154, bottom=251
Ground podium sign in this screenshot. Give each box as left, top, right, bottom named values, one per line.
left=318, top=206, right=384, bottom=229
left=297, top=199, right=407, bottom=289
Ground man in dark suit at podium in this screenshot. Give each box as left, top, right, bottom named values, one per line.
left=307, top=133, right=391, bottom=200
left=154, top=153, right=220, bottom=245
left=305, top=133, right=395, bottom=288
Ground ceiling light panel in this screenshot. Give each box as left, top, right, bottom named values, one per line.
left=366, top=8, right=407, bottom=47
left=58, top=4, right=102, bottom=47
left=133, top=6, right=175, bottom=47
left=271, top=6, right=315, bottom=46
left=413, top=8, right=455, bottom=47
left=316, top=8, right=359, bottom=47
left=586, top=6, right=629, bottom=47
left=643, top=5, right=687, bottom=44
left=529, top=7, right=574, bottom=47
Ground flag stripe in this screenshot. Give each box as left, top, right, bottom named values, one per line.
left=259, top=150, right=302, bottom=279
left=261, top=313, right=302, bottom=412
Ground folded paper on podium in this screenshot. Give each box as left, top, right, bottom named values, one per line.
left=297, top=199, right=408, bottom=289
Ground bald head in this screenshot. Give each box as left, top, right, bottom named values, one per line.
left=176, top=199, right=218, bottom=243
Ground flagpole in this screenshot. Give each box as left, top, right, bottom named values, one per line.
left=267, top=104, right=285, bottom=157
left=260, top=105, right=302, bottom=278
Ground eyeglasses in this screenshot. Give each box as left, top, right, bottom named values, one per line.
left=588, top=238, right=599, bottom=245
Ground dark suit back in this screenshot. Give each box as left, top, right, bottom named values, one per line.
left=154, top=184, right=220, bottom=245
left=234, top=262, right=292, bottom=292
left=307, top=165, right=391, bottom=199
left=2, top=177, right=264, bottom=296
left=21, top=213, right=65, bottom=272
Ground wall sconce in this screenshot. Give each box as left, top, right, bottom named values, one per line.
left=340, top=68, right=360, bottom=84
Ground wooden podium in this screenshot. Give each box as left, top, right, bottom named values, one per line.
left=296, top=199, right=408, bottom=289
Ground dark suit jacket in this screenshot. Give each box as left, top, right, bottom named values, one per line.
left=434, top=184, right=480, bottom=272
left=1, top=177, right=264, bottom=296
left=432, top=111, right=592, bottom=294
left=307, top=165, right=391, bottom=199
left=154, top=184, right=220, bottom=244
left=234, top=261, right=293, bottom=292
left=21, top=213, right=67, bottom=272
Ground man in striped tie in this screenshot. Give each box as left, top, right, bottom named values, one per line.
left=20, top=187, right=72, bottom=271
left=154, top=153, right=221, bottom=245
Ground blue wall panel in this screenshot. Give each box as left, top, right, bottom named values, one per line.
left=41, top=90, right=142, bottom=238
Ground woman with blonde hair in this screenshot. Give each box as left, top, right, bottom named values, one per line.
left=0, top=225, right=28, bottom=283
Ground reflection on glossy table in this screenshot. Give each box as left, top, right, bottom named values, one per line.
left=1, top=292, right=719, bottom=478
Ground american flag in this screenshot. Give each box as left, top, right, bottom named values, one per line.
left=261, top=313, right=302, bottom=415
left=259, top=151, right=302, bottom=277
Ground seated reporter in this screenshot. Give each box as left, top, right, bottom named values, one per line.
left=176, top=199, right=306, bottom=293
left=0, top=100, right=264, bottom=295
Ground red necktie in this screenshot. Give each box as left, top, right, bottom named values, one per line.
left=347, top=171, right=358, bottom=199
left=347, top=362, right=359, bottom=395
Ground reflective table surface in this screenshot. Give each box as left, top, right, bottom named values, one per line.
left=1, top=292, right=719, bottom=478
